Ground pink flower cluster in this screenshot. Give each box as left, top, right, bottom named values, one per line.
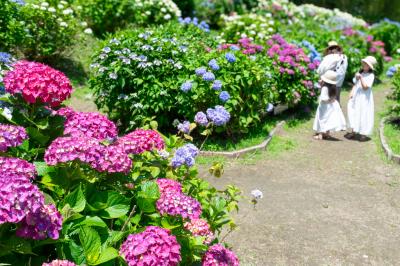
left=202, top=244, right=240, bottom=266
left=184, top=218, right=214, bottom=245
left=44, top=136, right=132, bottom=173
left=0, top=156, right=36, bottom=180
left=0, top=124, right=28, bottom=152
left=342, top=27, right=357, bottom=36
left=266, top=34, right=315, bottom=74
left=0, top=159, right=63, bottom=240
left=4, top=61, right=73, bottom=107
left=116, top=129, right=165, bottom=155
left=63, top=111, right=118, bottom=141
left=367, top=36, right=387, bottom=57
left=156, top=178, right=182, bottom=194
left=42, top=260, right=77, bottom=266
left=16, top=203, right=63, bottom=240
left=120, top=226, right=181, bottom=266
left=219, top=38, right=264, bottom=55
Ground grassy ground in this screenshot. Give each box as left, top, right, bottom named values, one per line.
left=384, top=119, right=400, bottom=154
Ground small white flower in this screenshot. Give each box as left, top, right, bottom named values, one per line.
left=57, top=4, right=64, bottom=9
left=81, top=21, right=88, bottom=27
left=98, top=67, right=107, bottom=73
left=103, top=47, right=111, bottom=53
left=397, top=48, right=400, bottom=54
left=158, top=150, right=170, bottom=159
left=76, top=5, right=82, bottom=10
left=241, top=33, right=247, bottom=38
left=145, top=11, right=151, bottom=15
left=84, top=28, right=93, bottom=34
left=59, top=22, right=68, bottom=27
left=164, top=14, right=171, bottom=20
left=251, top=189, right=263, bottom=200
left=63, top=8, right=73, bottom=15
left=41, top=2, right=49, bottom=7
left=161, top=7, right=167, bottom=13
left=266, top=103, right=274, bottom=112
left=133, top=102, right=143, bottom=109
left=109, top=73, right=118, bottom=80
left=40, top=6, right=47, bottom=10
left=268, top=27, right=274, bottom=32
left=2, top=107, right=13, bottom=120
left=48, top=7, right=56, bottom=12
left=122, top=58, right=131, bottom=64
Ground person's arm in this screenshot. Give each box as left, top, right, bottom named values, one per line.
left=359, top=73, right=374, bottom=91
left=320, top=87, right=330, bottom=103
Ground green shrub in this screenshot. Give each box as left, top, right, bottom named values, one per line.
left=0, top=0, right=27, bottom=52
left=370, top=21, right=400, bottom=56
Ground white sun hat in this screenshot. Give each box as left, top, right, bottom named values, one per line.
left=361, top=56, right=377, bottom=70
left=321, top=70, right=338, bottom=85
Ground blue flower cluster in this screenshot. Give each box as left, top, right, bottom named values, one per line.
left=212, top=80, right=222, bottom=90
left=208, top=59, right=220, bottom=71
left=300, top=41, right=321, bottom=63
left=194, top=111, right=208, bottom=126
left=219, top=91, right=230, bottom=102
left=0, top=52, right=12, bottom=64
left=180, top=81, right=193, bottom=92
left=195, top=67, right=207, bottom=76
left=383, top=18, right=400, bottom=28
left=206, top=106, right=230, bottom=126
left=171, top=144, right=199, bottom=168
left=266, top=103, right=274, bottom=113
left=386, top=65, right=399, bottom=78
left=225, top=53, right=236, bottom=63
left=10, top=0, right=25, bottom=5
left=177, top=121, right=191, bottom=134
left=178, top=17, right=210, bottom=32
left=203, top=72, right=215, bottom=82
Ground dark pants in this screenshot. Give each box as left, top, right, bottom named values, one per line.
left=336, top=87, right=341, bottom=103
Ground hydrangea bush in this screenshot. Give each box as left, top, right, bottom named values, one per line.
left=0, top=60, right=241, bottom=265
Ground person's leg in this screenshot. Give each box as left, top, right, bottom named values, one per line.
left=336, top=86, right=341, bottom=103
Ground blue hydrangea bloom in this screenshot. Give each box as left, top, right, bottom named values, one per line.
left=212, top=80, right=222, bottom=90
left=266, top=103, right=274, bottom=113
left=194, top=111, right=208, bottom=126
left=206, top=106, right=230, bottom=126
left=171, top=144, right=199, bottom=168
left=219, top=91, right=230, bottom=102
left=195, top=67, right=207, bottom=76
left=10, top=0, right=25, bottom=5
left=177, top=121, right=191, bottom=134
left=208, top=59, right=220, bottom=71
left=202, top=72, right=215, bottom=82
left=230, top=45, right=240, bottom=51
left=180, top=81, right=193, bottom=92
left=225, top=53, right=236, bottom=63
left=0, top=52, right=12, bottom=64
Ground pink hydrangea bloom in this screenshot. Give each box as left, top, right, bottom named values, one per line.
left=120, top=226, right=181, bottom=266
left=156, top=179, right=182, bottom=194
left=0, top=175, right=44, bottom=224
left=42, top=260, right=77, bottom=266
left=116, top=129, right=165, bottom=155
left=89, top=144, right=132, bottom=173
left=184, top=218, right=214, bottom=245
left=63, top=111, right=118, bottom=141
left=0, top=157, right=36, bottom=180
left=202, top=244, right=239, bottom=266
left=4, top=61, right=73, bottom=107
left=16, top=204, right=62, bottom=240
left=156, top=191, right=202, bottom=220
left=54, top=107, right=76, bottom=119
left=0, top=124, right=28, bottom=152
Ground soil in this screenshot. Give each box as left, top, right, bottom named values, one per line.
left=200, top=84, right=400, bottom=265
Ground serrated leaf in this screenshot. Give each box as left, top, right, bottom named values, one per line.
left=78, top=216, right=108, bottom=228
left=93, top=247, right=119, bottom=265
left=79, top=226, right=102, bottom=265
left=34, top=161, right=55, bottom=176
left=64, top=185, right=86, bottom=213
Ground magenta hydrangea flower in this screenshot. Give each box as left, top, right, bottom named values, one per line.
left=0, top=124, right=28, bottom=152
left=88, top=144, right=132, bottom=173
left=156, top=191, right=202, bottom=220
left=0, top=175, right=44, bottom=224
left=63, top=111, right=118, bottom=141
left=120, top=226, right=181, bottom=266
left=4, top=61, right=73, bottom=107
left=202, top=244, right=239, bottom=266
left=42, top=260, right=77, bottom=266
left=0, top=157, right=36, bottom=180
left=116, top=129, right=165, bottom=155
left=16, top=204, right=62, bottom=240
left=53, top=106, right=76, bottom=119
left=184, top=218, right=214, bottom=245
left=156, top=178, right=182, bottom=194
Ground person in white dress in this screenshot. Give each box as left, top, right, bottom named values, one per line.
left=317, top=41, right=348, bottom=103
left=347, top=56, right=377, bottom=141
left=313, top=70, right=347, bottom=140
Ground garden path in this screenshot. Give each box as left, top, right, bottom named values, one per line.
left=201, top=81, right=400, bottom=265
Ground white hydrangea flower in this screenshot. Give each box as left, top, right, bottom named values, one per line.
left=63, top=8, right=73, bottom=15
left=41, top=2, right=49, bottom=7
left=59, top=22, right=68, bottom=27
left=251, top=189, right=263, bottom=200
left=164, top=14, right=171, bottom=20
left=48, top=7, right=56, bottom=12
left=84, top=28, right=93, bottom=34
left=81, top=21, right=88, bottom=27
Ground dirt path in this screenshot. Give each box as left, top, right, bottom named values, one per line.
left=201, top=82, right=400, bottom=265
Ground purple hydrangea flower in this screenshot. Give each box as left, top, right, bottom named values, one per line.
left=225, top=53, right=236, bottom=63
left=42, top=260, right=77, bottom=266
left=212, top=80, right=222, bottom=90
left=177, top=121, right=190, bottom=134
left=206, top=106, right=230, bottom=126
left=208, top=59, right=220, bottom=71
left=266, top=103, right=274, bottom=112
left=171, top=144, right=199, bottom=168
left=195, top=67, right=207, bottom=76
left=202, top=244, right=239, bottom=266
left=194, top=111, right=208, bottom=126
left=0, top=52, right=12, bottom=64
left=0, top=124, right=28, bottom=152
left=180, top=81, right=193, bottom=92
left=157, top=191, right=202, bottom=220
left=202, top=72, right=215, bottom=82
left=219, top=91, right=230, bottom=102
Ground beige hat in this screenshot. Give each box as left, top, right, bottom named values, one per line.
left=328, top=41, right=339, bottom=48
left=324, top=41, right=343, bottom=55
left=321, top=70, right=338, bottom=85
left=361, top=56, right=377, bottom=70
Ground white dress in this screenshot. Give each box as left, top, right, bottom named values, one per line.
left=313, top=86, right=347, bottom=133
left=347, top=72, right=375, bottom=135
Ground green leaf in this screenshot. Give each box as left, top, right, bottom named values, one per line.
left=100, top=204, right=130, bottom=219
left=93, top=247, right=119, bottom=265
left=1, top=236, right=33, bottom=255
left=78, top=216, right=108, bottom=228
left=79, top=226, right=102, bottom=265
left=34, top=161, right=55, bottom=176
left=149, top=120, right=158, bottom=129
left=26, top=127, right=49, bottom=146
left=69, top=240, right=86, bottom=265
left=64, top=185, right=86, bottom=213
left=137, top=181, right=160, bottom=213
